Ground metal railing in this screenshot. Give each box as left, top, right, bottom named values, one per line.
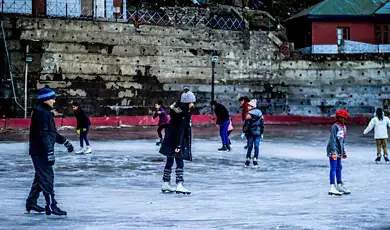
left=1, top=0, right=246, bottom=31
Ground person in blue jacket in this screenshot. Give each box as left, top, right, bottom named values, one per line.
left=26, top=88, right=74, bottom=215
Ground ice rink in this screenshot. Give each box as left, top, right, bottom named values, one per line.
left=0, top=126, right=390, bottom=230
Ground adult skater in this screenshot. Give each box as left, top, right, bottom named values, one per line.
left=159, top=90, right=196, bottom=194
left=239, top=96, right=250, bottom=149
left=153, top=100, right=169, bottom=146
left=363, top=108, right=390, bottom=163
left=26, top=88, right=74, bottom=215
left=241, top=99, right=264, bottom=167
left=210, top=100, right=231, bottom=151
left=72, top=102, right=92, bottom=154
left=326, top=110, right=350, bottom=196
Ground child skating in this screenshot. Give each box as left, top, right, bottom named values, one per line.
left=326, top=110, right=350, bottom=196
left=153, top=100, right=169, bottom=146
left=363, top=108, right=390, bottom=163
left=241, top=99, right=264, bottom=167
left=159, top=90, right=196, bottom=194
left=72, top=102, right=92, bottom=155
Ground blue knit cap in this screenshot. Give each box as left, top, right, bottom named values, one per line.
left=37, top=88, right=56, bottom=101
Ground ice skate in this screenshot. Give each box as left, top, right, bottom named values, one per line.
left=226, top=144, right=232, bottom=152
left=375, top=155, right=381, bottom=163
left=245, top=158, right=250, bottom=167
left=328, top=184, right=342, bottom=196
left=176, top=183, right=191, bottom=194
left=218, top=145, right=228, bottom=152
left=384, top=155, right=389, bottom=163
left=45, top=204, right=67, bottom=216
left=75, top=147, right=85, bottom=155
left=84, top=146, right=92, bottom=154
left=156, top=139, right=163, bottom=146
left=25, top=204, right=45, bottom=214
left=253, top=158, right=258, bottom=167
left=161, top=182, right=176, bottom=193
left=336, top=183, right=351, bottom=195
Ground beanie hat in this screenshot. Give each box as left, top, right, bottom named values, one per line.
left=336, top=110, right=348, bottom=119
left=37, top=88, right=56, bottom=101
left=181, top=91, right=196, bottom=103
left=248, top=99, right=257, bottom=108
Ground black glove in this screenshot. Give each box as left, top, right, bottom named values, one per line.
left=47, top=152, right=55, bottom=166
left=64, top=140, right=74, bottom=152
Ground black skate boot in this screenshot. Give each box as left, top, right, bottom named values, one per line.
left=156, top=138, right=163, bottom=146
left=253, top=158, right=258, bottom=167
left=218, top=145, right=228, bottom=152
left=384, top=155, right=389, bottom=163
left=245, top=158, right=250, bottom=167
left=375, top=155, right=381, bottom=164
left=226, top=144, right=232, bottom=152
left=26, top=203, right=45, bottom=213
left=45, top=204, right=67, bottom=216
left=244, top=145, right=248, bottom=149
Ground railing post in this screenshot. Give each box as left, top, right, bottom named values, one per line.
left=1, top=0, right=4, bottom=13
left=65, top=3, right=68, bottom=18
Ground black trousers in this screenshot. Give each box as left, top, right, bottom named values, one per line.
left=157, top=124, right=169, bottom=139
left=26, top=155, right=57, bottom=206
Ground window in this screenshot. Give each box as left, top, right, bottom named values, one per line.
left=375, top=25, right=389, bottom=44
left=337, top=27, right=350, bottom=45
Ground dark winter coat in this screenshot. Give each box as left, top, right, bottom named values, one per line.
left=74, top=107, right=91, bottom=129
left=214, top=103, right=230, bottom=125
left=159, top=102, right=192, bottom=161
left=243, top=108, right=264, bottom=136
left=153, top=107, right=169, bottom=125
left=241, top=101, right=249, bottom=122
left=29, top=103, right=67, bottom=156
left=326, top=122, right=346, bottom=157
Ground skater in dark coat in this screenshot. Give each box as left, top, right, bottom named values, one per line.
left=159, top=90, right=196, bottom=194
left=210, top=101, right=231, bottom=151
left=26, top=88, right=74, bottom=215
left=241, top=99, right=264, bottom=167
left=72, top=102, right=92, bottom=155
left=153, top=100, right=169, bottom=145
left=326, top=109, right=350, bottom=196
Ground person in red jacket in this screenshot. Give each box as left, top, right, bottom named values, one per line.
left=239, top=97, right=250, bottom=149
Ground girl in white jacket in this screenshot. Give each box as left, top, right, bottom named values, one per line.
left=363, top=108, right=390, bottom=163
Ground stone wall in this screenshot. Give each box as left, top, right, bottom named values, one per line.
left=1, top=16, right=389, bottom=118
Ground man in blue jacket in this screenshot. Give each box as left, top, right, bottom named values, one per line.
left=25, top=88, right=74, bottom=215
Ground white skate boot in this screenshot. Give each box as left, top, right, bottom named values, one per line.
left=161, top=182, right=176, bottom=193
left=176, top=183, right=191, bottom=194
left=328, top=184, right=342, bottom=196
left=84, top=146, right=92, bottom=154
left=75, top=147, right=85, bottom=155
left=336, top=183, right=351, bottom=195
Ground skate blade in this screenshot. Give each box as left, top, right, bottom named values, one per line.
left=161, top=190, right=176, bottom=193
left=176, top=191, right=191, bottom=195
left=25, top=211, right=44, bottom=215
left=328, top=192, right=342, bottom=197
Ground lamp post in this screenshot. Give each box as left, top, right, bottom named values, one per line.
left=211, top=50, right=218, bottom=103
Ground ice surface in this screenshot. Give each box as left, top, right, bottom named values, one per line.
left=0, top=126, right=390, bottom=230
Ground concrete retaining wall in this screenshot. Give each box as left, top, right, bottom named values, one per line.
left=1, top=16, right=389, bottom=118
